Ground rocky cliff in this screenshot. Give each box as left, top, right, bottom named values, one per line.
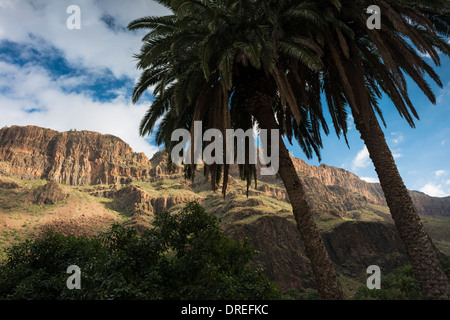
left=291, top=158, right=387, bottom=206
left=409, top=190, right=450, bottom=218
left=1, top=125, right=449, bottom=294
left=1, top=125, right=448, bottom=218
left=0, top=126, right=151, bottom=185
left=225, top=217, right=414, bottom=291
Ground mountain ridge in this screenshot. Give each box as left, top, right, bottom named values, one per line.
left=0, top=125, right=449, bottom=294
left=2, top=125, right=448, bottom=212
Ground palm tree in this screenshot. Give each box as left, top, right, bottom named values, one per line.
left=286, top=0, right=450, bottom=299
left=128, top=0, right=344, bottom=299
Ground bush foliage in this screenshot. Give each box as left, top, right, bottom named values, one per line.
left=0, top=201, right=280, bottom=300
left=353, top=259, right=450, bottom=300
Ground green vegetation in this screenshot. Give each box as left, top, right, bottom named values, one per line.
left=285, top=260, right=450, bottom=300
left=0, top=177, right=58, bottom=216
left=352, top=260, right=450, bottom=300
left=0, top=202, right=280, bottom=300
left=283, top=288, right=320, bottom=300
left=421, top=217, right=450, bottom=256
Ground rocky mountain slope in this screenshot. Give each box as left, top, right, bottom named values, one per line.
left=0, top=125, right=151, bottom=185
left=0, top=125, right=449, bottom=295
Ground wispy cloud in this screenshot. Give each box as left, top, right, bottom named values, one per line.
left=360, top=176, right=379, bottom=183
left=391, top=132, right=404, bottom=145
left=0, top=0, right=170, bottom=79
left=417, top=50, right=431, bottom=59
left=437, top=81, right=450, bottom=104
left=0, top=0, right=171, bottom=158
left=346, top=114, right=354, bottom=130
left=0, top=60, right=158, bottom=158
left=420, top=182, right=449, bottom=197
left=435, top=170, right=447, bottom=177
left=352, top=146, right=371, bottom=170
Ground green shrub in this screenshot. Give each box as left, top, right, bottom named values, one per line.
left=0, top=201, right=280, bottom=300
left=353, top=265, right=422, bottom=300
left=353, top=259, right=450, bottom=300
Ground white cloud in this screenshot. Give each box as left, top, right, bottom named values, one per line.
left=393, top=153, right=402, bottom=159
left=417, top=50, right=431, bottom=59
left=435, top=170, right=447, bottom=177
left=420, top=182, right=449, bottom=197
left=0, top=0, right=170, bottom=79
left=360, top=177, right=379, bottom=183
left=352, top=146, right=371, bottom=170
left=0, top=60, right=158, bottom=159
left=437, top=81, right=450, bottom=104
left=346, top=114, right=354, bottom=130
left=0, top=1, right=173, bottom=159
left=391, top=132, right=404, bottom=145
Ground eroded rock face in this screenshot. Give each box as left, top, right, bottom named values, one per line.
left=88, top=184, right=200, bottom=232
left=149, top=150, right=184, bottom=176
left=2, top=126, right=448, bottom=219
left=0, top=126, right=152, bottom=186
left=290, top=158, right=387, bottom=206
left=0, top=179, right=19, bottom=189
left=409, top=191, right=450, bottom=217
left=224, top=216, right=314, bottom=291
left=1, top=125, right=449, bottom=294
left=33, top=180, right=68, bottom=205
left=321, top=221, right=409, bottom=276
left=224, top=217, right=415, bottom=292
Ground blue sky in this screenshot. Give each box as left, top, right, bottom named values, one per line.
left=295, top=54, right=450, bottom=197
left=0, top=0, right=449, bottom=197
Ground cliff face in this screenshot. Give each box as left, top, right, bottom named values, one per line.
left=225, top=217, right=416, bottom=291
left=2, top=125, right=448, bottom=218
left=287, top=156, right=450, bottom=218
left=409, top=191, right=450, bottom=217
left=1, top=125, right=449, bottom=294
left=290, top=157, right=386, bottom=206
left=0, top=126, right=151, bottom=185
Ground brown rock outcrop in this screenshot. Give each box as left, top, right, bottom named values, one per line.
left=0, top=179, right=19, bottom=189
left=257, top=184, right=288, bottom=202
left=409, top=191, right=450, bottom=217
left=0, top=126, right=152, bottom=186
left=33, top=180, right=68, bottom=205
left=225, top=217, right=415, bottom=292
left=322, top=221, right=409, bottom=276
left=112, top=185, right=154, bottom=216
left=2, top=126, right=449, bottom=218
left=289, top=157, right=386, bottom=206
left=106, top=185, right=201, bottom=216
left=224, top=216, right=314, bottom=291
left=149, top=149, right=183, bottom=176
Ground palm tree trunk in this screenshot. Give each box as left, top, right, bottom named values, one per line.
left=241, top=76, right=344, bottom=299
left=352, top=107, right=450, bottom=300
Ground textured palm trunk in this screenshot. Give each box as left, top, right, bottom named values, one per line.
left=352, top=107, right=450, bottom=300
left=239, top=73, right=344, bottom=299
